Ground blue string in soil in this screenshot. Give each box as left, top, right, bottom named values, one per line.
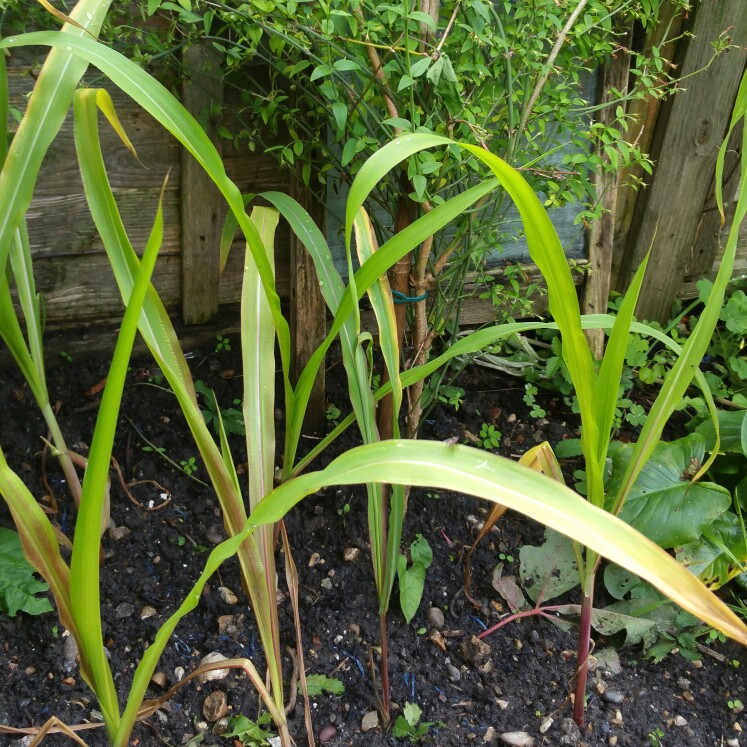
left=172, top=635, right=191, bottom=655
left=404, top=672, right=416, bottom=699
left=341, top=650, right=366, bottom=677
left=392, top=290, right=428, bottom=304
left=470, top=615, right=488, bottom=631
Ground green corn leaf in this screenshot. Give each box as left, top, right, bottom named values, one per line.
left=74, top=87, right=286, bottom=725
left=289, top=179, right=497, bottom=460
left=259, top=191, right=379, bottom=473
left=241, top=206, right=283, bottom=710
left=0, top=2, right=111, bottom=273
left=0, top=449, right=85, bottom=668
left=0, top=30, right=294, bottom=404
left=594, top=253, right=649, bottom=483
left=612, top=68, right=747, bottom=515
left=69, top=176, right=168, bottom=738
left=346, top=134, right=601, bottom=504
left=249, top=440, right=747, bottom=646
left=353, top=207, right=405, bottom=609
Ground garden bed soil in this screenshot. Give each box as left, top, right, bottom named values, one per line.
left=0, top=344, right=744, bottom=747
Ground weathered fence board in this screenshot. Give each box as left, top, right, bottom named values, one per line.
left=582, top=31, right=632, bottom=357
left=616, top=0, right=747, bottom=322
left=6, top=53, right=291, bottom=331
left=181, top=43, right=224, bottom=325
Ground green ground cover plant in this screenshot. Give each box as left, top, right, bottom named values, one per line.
left=0, top=2, right=745, bottom=745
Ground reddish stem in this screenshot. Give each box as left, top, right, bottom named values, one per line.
left=573, top=583, right=595, bottom=726
left=379, top=612, right=391, bottom=723
left=476, top=601, right=568, bottom=640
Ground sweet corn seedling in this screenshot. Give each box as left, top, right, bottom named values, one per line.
left=0, top=4, right=746, bottom=745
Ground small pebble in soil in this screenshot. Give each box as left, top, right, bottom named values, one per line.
left=483, top=726, right=496, bottom=743
left=446, top=663, right=461, bottom=683
left=320, top=578, right=333, bottom=590
left=115, top=602, right=135, bottom=619
left=218, top=614, right=243, bottom=636
left=349, top=623, right=361, bottom=638
left=496, top=699, right=509, bottom=710
left=206, top=528, right=224, bottom=544
left=557, top=717, right=581, bottom=746
left=459, top=635, right=492, bottom=667
left=109, top=525, right=130, bottom=540
left=499, top=731, right=534, bottom=746
left=202, top=690, right=228, bottom=722
left=361, top=711, right=379, bottom=732
left=174, top=666, right=185, bottom=682
left=343, top=546, right=360, bottom=561
left=63, top=635, right=79, bottom=672
left=611, top=709, right=623, bottom=726
left=608, top=737, right=618, bottom=746
left=318, top=725, right=337, bottom=743
left=595, top=647, right=622, bottom=675
left=309, top=552, right=322, bottom=567
left=539, top=716, right=553, bottom=734
left=197, top=652, right=230, bottom=682
left=674, top=715, right=687, bottom=726
left=425, top=607, right=445, bottom=629
left=602, top=690, right=625, bottom=705
left=218, top=586, right=238, bottom=605
left=140, top=605, right=157, bottom=620
left=212, top=717, right=229, bottom=735
left=726, top=739, right=739, bottom=747
left=150, top=671, right=168, bottom=689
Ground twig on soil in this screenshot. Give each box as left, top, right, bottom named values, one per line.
left=112, top=455, right=172, bottom=512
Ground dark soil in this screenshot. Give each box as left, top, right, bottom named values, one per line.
left=0, top=343, right=744, bottom=747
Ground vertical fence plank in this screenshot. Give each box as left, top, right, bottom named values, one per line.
left=181, top=43, right=224, bottom=325
left=616, top=1, right=747, bottom=323
left=582, top=32, right=631, bottom=358
left=687, top=118, right=744, bottom=280
left=611, top=1, right=685, bottom=289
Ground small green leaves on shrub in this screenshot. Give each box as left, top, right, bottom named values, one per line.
left=0, top=528, right=53, bottom=616
left=302, top=673, right=345, bottom=697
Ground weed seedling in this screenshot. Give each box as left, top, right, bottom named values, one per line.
left=225, top=712, right=273, bottom=746
left=648, top=727, right=665, bottom=746
left=479, top=423, right=501, bottom=450
left=59, top=351, right=72, bottom=363
left=523, top=383, right=546, bottom=419
left=437, top=385, right=466, bottom=411
left=337, top=501, right=350, bottom=522
left=215, top=334, right=231, bottom=353
left=728, top=698, right=744, bottom=713
left=325, top=403, right=341, bottom=426
left=180, top=456, right=197, bottom=476
left=303, top=674, right=345, bottom=697
left=391, top=702, right=443, bottom=742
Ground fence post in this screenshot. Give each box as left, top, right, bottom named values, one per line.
left=181, top=43, right=224, bottom=325
left=582, top=30, right=632, bottom=358
left=616, top=1, right=747, bottom=322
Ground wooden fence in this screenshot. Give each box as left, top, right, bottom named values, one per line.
left=4, top=1, right=747, bottom=425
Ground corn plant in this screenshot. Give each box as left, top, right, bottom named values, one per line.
left=0, top=5, right=746, bottom=746
left=0, top=0, right=114, bottom=512
left=333, top=76, right=747, bottom=724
